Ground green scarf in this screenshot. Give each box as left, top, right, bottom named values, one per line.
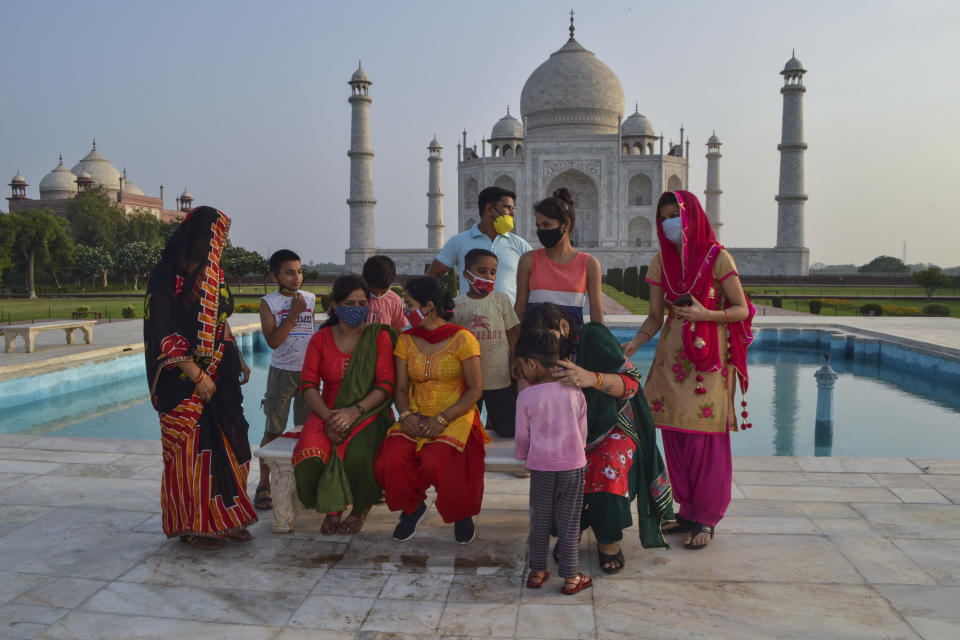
left=577, top=322, right=675, bottom=549
left=311, top=323, right=398, bottom=513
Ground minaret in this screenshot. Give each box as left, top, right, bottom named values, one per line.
left=704, top=132, right=723, bottom=241
left=345, top=62, right=376, bottom=273
left=775, top=50, right=808, bottom=248
left=426, top=136, right=445, bottom=250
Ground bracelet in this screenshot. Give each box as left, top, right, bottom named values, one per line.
left=355, top=403, right=366, bottom=415
left=397, top=410, right=414, bottom=422
left=192, top=370, right=205, bottom=385
left=637, top=329, right=652, bottom=340
left=723, top=310, right=729, bottom=325
left=594, top=372, right=604, bottom=389
left=434, top=413, right=450, bottom=427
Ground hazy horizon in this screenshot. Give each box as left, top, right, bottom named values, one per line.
left=3, top=0, right=958, bottom=268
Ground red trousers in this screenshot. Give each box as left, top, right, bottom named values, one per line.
left=661, top=428, right=732, bottom=527
left=374, top=425, right=485, bottom=523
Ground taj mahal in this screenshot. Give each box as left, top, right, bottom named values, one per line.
left=345, top=15, right=810, bottom=277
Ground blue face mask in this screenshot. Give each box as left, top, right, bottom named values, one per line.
left=336, top=304, right=368, bottom=328
left=661, top=217, right=683, bottom=245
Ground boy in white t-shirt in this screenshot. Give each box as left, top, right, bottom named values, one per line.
left=254, top=250, right=316, bottom=510
left=451, top=248, right=520, bottom=437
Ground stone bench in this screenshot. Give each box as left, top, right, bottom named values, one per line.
left=3, top=320, right=97, bottom=354
left=254, top=431, right=527, bottom=533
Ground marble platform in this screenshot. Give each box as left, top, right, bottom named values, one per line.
left=0, top=434, right=958, bottom=639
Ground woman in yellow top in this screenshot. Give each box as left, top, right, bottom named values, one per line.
left=374, top=276, right=486, bottom=544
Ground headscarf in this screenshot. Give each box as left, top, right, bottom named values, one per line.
left=656, top=190, right=755, bottom=395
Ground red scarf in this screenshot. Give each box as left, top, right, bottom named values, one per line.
left=407, top=322, right=464, bottom=344
left=657, top=190, right=755, bottom=394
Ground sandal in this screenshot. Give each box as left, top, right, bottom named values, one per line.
left=598, top=547, right=625, bottom=574
left=253, top=484, right=272, bottom=511
left=684, top=522, right=715, bottom=550
left=179, top=535, right=224, bottom=551
left=663, top=514, right=693, bottom=535
left=320, top=511, right=342, bottom=535
left=561, top=573, right=593, bottom=595
left=223, top=528, right=253, bottom=542
left=339, top=509, right=370, bottom=535
left=526, top=570, right=549, bottom=589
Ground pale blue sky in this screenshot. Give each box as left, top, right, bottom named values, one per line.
left=3, top=0, right=958, bottom=266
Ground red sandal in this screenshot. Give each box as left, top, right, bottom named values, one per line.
left=526, top=570, right=549, bottom=588
left=561, top=573, right=593, bottom=595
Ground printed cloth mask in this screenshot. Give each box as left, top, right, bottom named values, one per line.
left=404, top=307, right=427, bottom=328
left=662, top=217, right=683, bottom=245
left=537, top=227, right=564, bottom=249
left=493, top=214, right=514, bottom=235
left=337, top=304, right=368, bottom=328
left=467, top=270, right=495, bottom=296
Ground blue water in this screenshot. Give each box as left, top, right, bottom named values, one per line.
left=2, top=330, right=959, bottom=458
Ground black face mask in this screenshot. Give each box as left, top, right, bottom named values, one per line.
left=537, top=227, right=564, bottom=248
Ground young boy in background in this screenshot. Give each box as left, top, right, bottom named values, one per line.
left=452, top=248, right=520, bottom=437
left=254, top=249, right=316, bottom=510
left=363, top=255, right=408, bottom=331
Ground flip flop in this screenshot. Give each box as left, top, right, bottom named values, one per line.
left=598, top=548, right=625, bottom=574
left=320, top=511, right=343, bottom=535
left=339, top=509, right=370, bottom=535
left=663, top=514, right=693, bottom=535
left=526, top=570, right=549, bottom=588
left=179, top=535, right=224, bottom=551
left=561, top=573, right=593, bottom=595
left=684, top=522, right=715, bottom=550
left=223, top=528, right=253, bottom=542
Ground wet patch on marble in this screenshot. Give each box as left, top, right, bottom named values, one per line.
left=310, top=569, right=390, bottom=598
left=360, top=598, right=445, bottom=635
left=854, top=503, right=960, bottom=539
left=437, top=602, right=518, bottom=638
left=593, top=579, right=919, bottom=640
left=515, top=603, right=595, bottom=640
left=378, top=572, right=454, bottom=602
left=41, top=610, right=280, bottom=639
left=446, top=574, right=524, bottom=603
left=892, top=539, right=960, bottom=585
left=286, top=594, right=375, bottom=631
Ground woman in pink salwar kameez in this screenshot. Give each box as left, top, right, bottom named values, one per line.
left=622, top=190, right=755, bottom=549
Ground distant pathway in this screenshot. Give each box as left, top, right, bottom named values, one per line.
left=753, top=303, right=812, bottom=317
left=601, top=293, right=630, bottom=315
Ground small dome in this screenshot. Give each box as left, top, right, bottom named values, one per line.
left=10, top=171, right=26, bottom=185
left=71, top=144, right=123, bottom=189
left=39, top=157, right=79, bottom=197
left=621, top=109, right=655, bottom=137
left=708, top=132, right=721, bottom=145
left=122, top=179, right=144, bottom=196
left=491, top=110, right=524, bottom=139
left=428, top=135, right=442, bottom=149
left=350, top=65, right=370, bottom=84
left=180, top=189, right=192, bottom=200
left=783, top=52, right=805, bottom=73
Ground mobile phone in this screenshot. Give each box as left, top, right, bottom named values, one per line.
left=674, top=293, right=693, bottom=307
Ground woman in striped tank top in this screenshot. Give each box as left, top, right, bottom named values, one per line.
left=515, top=188, right=603, bottom=334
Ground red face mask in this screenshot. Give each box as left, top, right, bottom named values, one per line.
left=467, top=270, right=495, bottom=296
left=404, top=307, right=426, bottom=328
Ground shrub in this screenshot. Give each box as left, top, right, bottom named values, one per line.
left=76, top=305, right=90, bottom=313
left=623, top=266, right=639, bottom=297
left=391, top=286, right=404, bottom=297
left=606, top=268, right=623, bottom=291
left=808, top=299, right=823, bottom=315
left=921, top=303, right=951, bottom=317
left=121, top=305, right=136, bottom=319
left=638, top=266, right=650, bottom=301
left=860, top=303, right=882, bottom=316
left=319, top=294, right=332, bottom=312
left=882, top=305, right=922, bottom=316
left=234, top=302, right=260, bottom=313
left=771, top=297, right=783, bottom=308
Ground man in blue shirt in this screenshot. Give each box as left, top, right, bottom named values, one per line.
left=427, top=186, right=532, bottom=303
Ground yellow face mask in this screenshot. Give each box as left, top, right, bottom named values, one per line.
left=493, top=214, right=514, bottom=235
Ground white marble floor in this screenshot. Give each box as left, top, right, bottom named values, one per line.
left=0, top=434, right=958, bottom=639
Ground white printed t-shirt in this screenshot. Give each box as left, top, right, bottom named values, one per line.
left=261, top=290, right=316, bottom=371
left=452, top=291, right=519, bottom=390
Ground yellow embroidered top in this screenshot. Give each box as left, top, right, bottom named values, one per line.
left=386, top=329, right=484, bottom=451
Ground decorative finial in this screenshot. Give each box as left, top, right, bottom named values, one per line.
left=635, top=101, right=639, bottom=113
left=506, top=105, right=510, bottom=116
left=123, top=167, right=127, bottom=178
left=358, top=59, right=362, bottom=70
left=92, top=138, right=96, bottom=149
left=792, top=48, right=796, bottom=57
left=58, top=153, right=63, bottom=163
left=569, top=9, right=575, bottom=38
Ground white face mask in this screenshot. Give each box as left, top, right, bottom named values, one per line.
left=662, top=217, right=683, bottom=245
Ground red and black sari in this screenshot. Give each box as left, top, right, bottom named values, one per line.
left=144, top=206, right=257, bottom=538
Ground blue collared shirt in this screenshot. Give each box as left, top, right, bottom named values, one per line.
left=436, top=223, right=532, bottom=303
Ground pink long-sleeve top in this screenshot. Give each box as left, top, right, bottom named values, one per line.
left=515, top=380, right=588, bottom=472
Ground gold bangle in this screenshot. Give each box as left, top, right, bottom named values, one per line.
left=397, top=410, right=414, bottom=423
left=594, top=372, right=603, bottom=389
left=434, top=413, right=450, bottom=427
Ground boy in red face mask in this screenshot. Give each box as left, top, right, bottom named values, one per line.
left=451, top=249, right=520, bottom=437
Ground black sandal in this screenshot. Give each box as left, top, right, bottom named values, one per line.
left=597, top=548, right=625, bottom=574
left=684, top=522, right=715, bottom=550
left=663, top=514, right=693, bottom=535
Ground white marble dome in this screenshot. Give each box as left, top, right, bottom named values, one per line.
left=122, top=178, right=144, bottom=196
left=351, top=66, right=370, bottom=84
left=10, top=171, right=26, bottom=185
left=621, top=110, right=655, bottom=137
left=39, top=157, right=78, bottom=199
left=708, top=132, right=721, bottom=145
left=491, top=110, right=523, bottom=139
left=70, top=145, right=123, bottom=190
left=783, top=53, right=805, bottom=72
left=520, top=35, right=625, bottom=136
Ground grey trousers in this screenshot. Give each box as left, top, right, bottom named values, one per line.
left=528, top=468, right=585, bottom=578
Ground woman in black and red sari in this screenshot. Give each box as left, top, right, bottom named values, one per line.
left=144, top=206, right=257, bottom=550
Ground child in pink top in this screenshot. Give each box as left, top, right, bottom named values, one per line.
left=515, top=329, right=591, bottom=595
left=363, top=255, right=409, bottom=331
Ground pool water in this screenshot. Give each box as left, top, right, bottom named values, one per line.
left=2, top=332, right=959, bottom=458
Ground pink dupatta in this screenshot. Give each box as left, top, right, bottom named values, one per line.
left=656, top=191, right=756, bottom=405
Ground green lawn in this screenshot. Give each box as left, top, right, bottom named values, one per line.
left=602, top=284, right=650, bottom=315
left=0, top=297, right=145, bottom=323
left=762, top=297, right=959, bottom=318
left=744, top=285, right=959, bottom=298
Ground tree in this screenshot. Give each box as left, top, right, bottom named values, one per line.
left=0, top=214, right=16, bottom=285
left=8, top=209, right=74, bottom=298
left=66, top=186, right=125, bottom=253
left=123, top=212, right=165, bottom=245
left=623, top=266, right=639, bottom=297
left=221, top=243, right=268, bottom=280
left=638, top=265, right=650, bottom=301
left=115, top=241, right=163, bottom=290
left=73, top=244, right=114, bottom=288
left=913, top=267, right=951, bottom=299
left=858, top=255, right=910, bottom=274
